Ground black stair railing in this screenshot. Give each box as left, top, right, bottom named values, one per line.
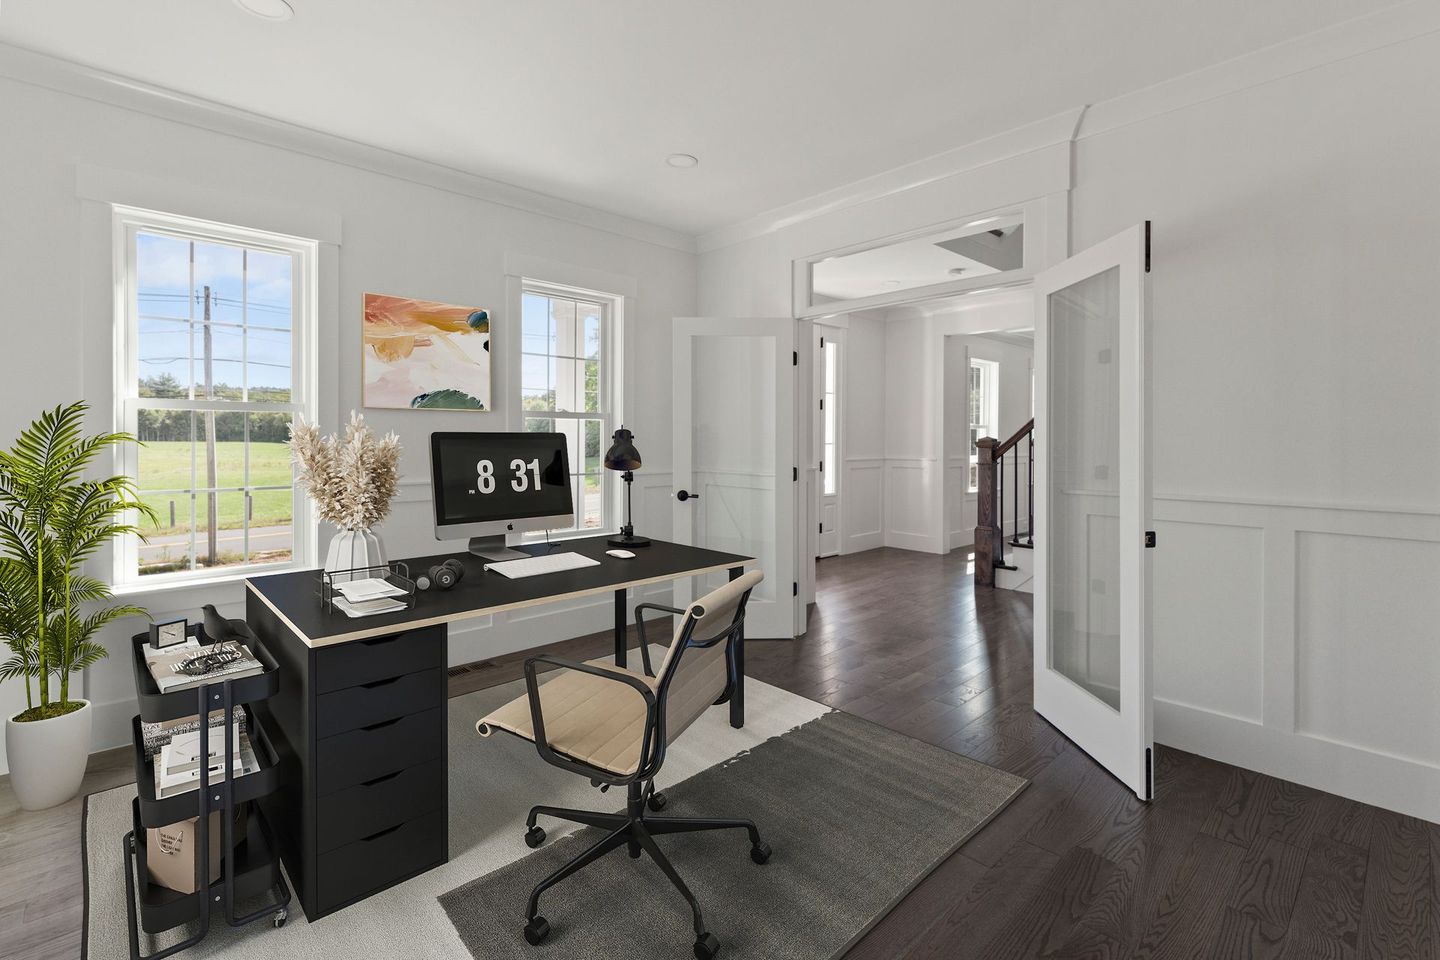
left=973, top=418, right=1035, bottom=587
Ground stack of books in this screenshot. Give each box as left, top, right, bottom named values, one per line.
left=144, top=638, right=265, bottom=693
left=153, top=721, right=260, bottom=799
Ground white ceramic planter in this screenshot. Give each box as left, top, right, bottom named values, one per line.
left=324, top=527, right=387, bottom=581
left=5, top=699, right=92, bottom=811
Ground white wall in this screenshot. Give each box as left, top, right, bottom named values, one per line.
left=698, top=21, right=1440, bottom=820
left=0, top=73, right=696, bottom=772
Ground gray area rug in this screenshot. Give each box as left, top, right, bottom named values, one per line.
left=440, top=709, right=1027, bottom=960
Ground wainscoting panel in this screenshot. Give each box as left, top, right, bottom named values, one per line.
left=884, top=458, right=940, bottom=553
left=1151, top=518, right=1264, bottom=722
left=1294, top=530, right=1440, bottom=769
left=842, top=457, right=884, bottom=554
left=1150, top=494, right=1440, bottom=821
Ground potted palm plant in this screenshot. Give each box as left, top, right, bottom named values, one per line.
left=0, top=402, right=152, bottom=810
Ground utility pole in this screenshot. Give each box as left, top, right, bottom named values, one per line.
left=202, top=285, right=218, bottom=567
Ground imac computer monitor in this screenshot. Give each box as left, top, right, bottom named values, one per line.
left=430, top=432, right=574, bottom=561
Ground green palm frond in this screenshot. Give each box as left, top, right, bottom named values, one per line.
left=0, top=401, right=153, bottom=708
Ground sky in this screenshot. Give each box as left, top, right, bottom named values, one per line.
left=135, top=231, right=294, bottom=395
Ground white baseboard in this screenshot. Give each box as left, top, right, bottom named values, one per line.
left=843, top=531, right=883, bottom=554
left=1155, top=698, right=1439, bottom=824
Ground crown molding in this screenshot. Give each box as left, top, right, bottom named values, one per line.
left=697, top=108, right=1084, bottom=254
left=698, top=0, right=1439, bottom=255
left=1077, top=0, right=1440, bottom=140
left=0, top=41, right=697, bottom=255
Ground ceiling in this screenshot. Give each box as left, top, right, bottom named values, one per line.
left=0, top=0, right=1392, bottom=236
left=813, top=215, right=1023, bottom=301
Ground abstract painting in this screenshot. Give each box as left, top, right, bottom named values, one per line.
left=362, top=293, right=491, bottom=410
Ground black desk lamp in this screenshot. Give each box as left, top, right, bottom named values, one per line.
left=604, top=426, right=650, bottom=548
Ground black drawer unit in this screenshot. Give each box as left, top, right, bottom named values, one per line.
left=314, top=626, right=444, bottom=693
left=315, top=666, right=445, bottom=738
left=316, top=758, right=446, bottom=853
left=315, top=810, right=447, bottom=915
left=247, top=589, right=450, bottom=921
left=316, top=706, right=447, bottom=794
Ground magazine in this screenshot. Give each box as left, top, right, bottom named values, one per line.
left=141, top=709, right=249, bottom=760
left=145, top=639, right=264, bottom=693
left=153, top=729, right=260, bottom=799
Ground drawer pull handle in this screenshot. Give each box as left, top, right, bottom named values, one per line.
left=361, top=717, right=403, bottom=732
left=361, top=676, right=401, bottom=690
left=361, top=823, right=404, bottom=843
left=361, top=635, right=401, bottom=647
left=360, top=770, right=403, bottom=787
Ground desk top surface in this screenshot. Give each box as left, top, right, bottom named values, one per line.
left=245, top=536, right=754, bottom=648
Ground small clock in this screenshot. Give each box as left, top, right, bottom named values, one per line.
left=150, top=617, right=189, bottom=649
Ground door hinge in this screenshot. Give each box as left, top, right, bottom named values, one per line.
left=1144, top=220, right=1152, bottom=274
left=818, top=459, right=824, bottom=473
left=1145, top=531, right=1157, bottom=548
left=820, top=336, right=825, bottom=348
left=793, top=582, right=798, bottom=597
left=818, top=522, right=823, bottom=533
left=793, top=467, right=798, bottom=481
left=793, top=351, right=798, bottom=366
left=819, top=398, right=824, bottom=410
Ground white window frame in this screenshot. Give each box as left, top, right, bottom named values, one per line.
left=968, top=357, right=1000, bottom=493
left=821, top=337, right=840, bottom=497
left=112, top=205, right=318, bottom=587
left=516, top=278, right=624, bottom=539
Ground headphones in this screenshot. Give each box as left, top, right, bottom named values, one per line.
left=417, top=558, right=465, bottom=592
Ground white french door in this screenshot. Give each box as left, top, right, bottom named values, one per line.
left=672, top=318, right=797, bottom=639
left=1033, top=223, right=1154, bottom=800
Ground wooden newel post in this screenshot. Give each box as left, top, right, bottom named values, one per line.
left=974, top=437, right=1002, bottom=587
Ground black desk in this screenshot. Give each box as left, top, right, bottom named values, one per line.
left=244, top=536, right=753, bottom=920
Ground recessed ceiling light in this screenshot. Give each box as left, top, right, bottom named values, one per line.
left=880, top=280, right=902, bottom=288
left=234, top=0, right=295, bottom=21
left=665, top=154, right=699, bottom=169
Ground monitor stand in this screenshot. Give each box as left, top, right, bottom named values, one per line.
left=468, top=535, right=530, bottom=563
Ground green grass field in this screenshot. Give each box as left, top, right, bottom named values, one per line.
left=138, top=441, right=293, bottom=536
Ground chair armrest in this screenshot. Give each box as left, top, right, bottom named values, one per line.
left=522, top=655, right=658, bottom=779
left=632, top=603, right=684, bottom=676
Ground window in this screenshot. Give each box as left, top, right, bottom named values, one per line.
left=116, top=208, right=315, bottom=584
left=519, top=282, right=618, bottom=534
left=968, top=358, right=999, bottom=492
left=821, top=338, right=839, bottom=496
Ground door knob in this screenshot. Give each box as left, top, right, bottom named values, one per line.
left=676, top=490, right=700, bottom=502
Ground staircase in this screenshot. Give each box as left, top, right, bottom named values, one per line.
left=974, top=418, right=1034, bottom=591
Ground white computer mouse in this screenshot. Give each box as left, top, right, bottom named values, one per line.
left=606, top=549, right=636, bottom=559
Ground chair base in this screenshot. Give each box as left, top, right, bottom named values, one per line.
left=522, top=782, right=768, bottom=955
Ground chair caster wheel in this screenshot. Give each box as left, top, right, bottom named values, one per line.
left=525, top=826, right=546, bottom=849
left=272, top=909, right=288, bottom=929
left=647, top=791, right=668, bottom=812
left=693, top=931, right=720, bottom=959
left=750, top=841, right=771, bottom=865
left=524, top=916, right=551, bottom=945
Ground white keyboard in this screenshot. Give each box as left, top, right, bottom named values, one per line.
left=485, top=551, right=600, bottom=579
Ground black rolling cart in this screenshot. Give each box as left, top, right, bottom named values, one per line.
left=122, top=622, right=292, bottom=960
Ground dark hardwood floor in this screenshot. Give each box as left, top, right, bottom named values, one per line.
left=2, top=546, right=1434, bottom=960
left=743, top=547, right=1438, bottom=960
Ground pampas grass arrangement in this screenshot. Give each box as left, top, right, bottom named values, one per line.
left=289, top=412, right=402, bottom=533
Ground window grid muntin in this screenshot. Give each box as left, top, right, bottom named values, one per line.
left=118, top=210, right=312, bottom=584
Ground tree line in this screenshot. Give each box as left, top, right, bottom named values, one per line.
left=137, top=374, right=293, bottom=443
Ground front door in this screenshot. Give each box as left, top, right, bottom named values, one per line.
left=1032, top=223, right=1155, bottom=800
left=672, top=318, right=797, bottom=639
